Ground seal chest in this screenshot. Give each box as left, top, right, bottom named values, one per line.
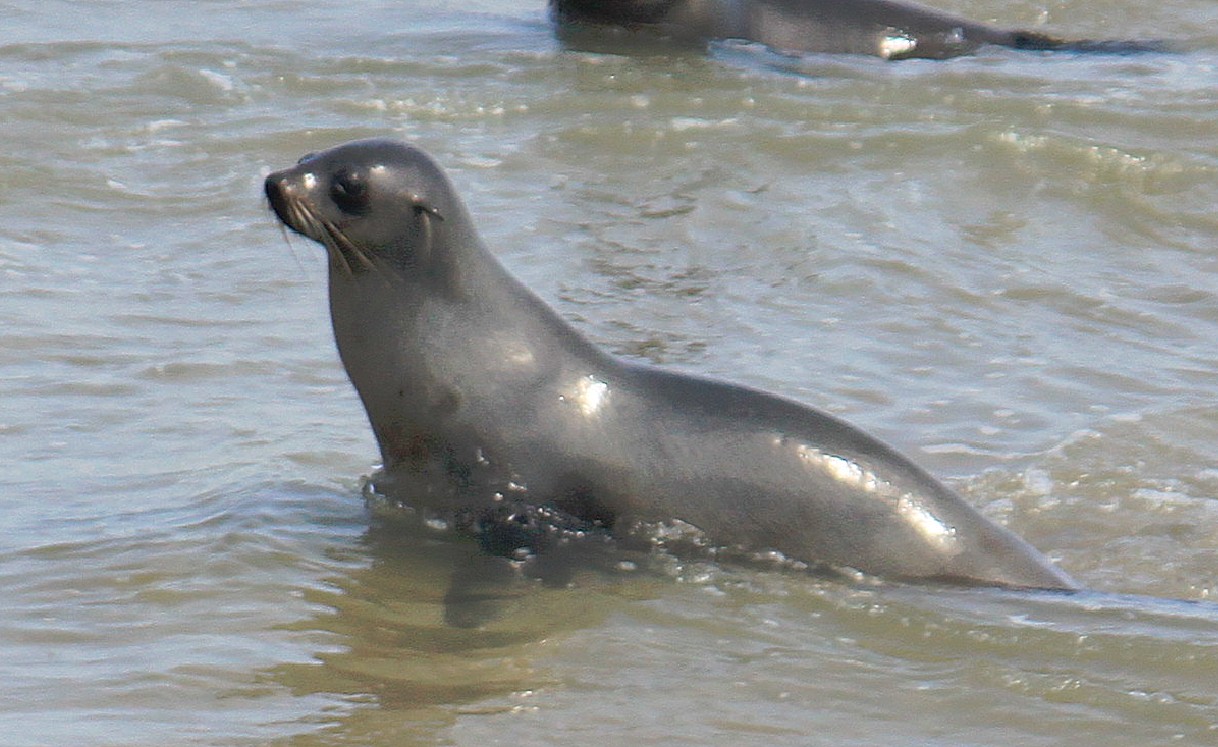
left=265, top=138, right=1078, bottom=591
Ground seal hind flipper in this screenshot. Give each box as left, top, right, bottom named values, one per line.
left=1006, top=32, right=1171, bottom=55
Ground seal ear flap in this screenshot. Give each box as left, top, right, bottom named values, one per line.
left=410, top=195, right=444, bottom=223
left=408, top=192, right=445, bottom=270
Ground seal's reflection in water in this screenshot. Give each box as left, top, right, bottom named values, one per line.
left=361, top=465, right=678, bottom=628
left=266, top=483, right=669, bottom=744
left=264, top=495, right=1218, bottom=747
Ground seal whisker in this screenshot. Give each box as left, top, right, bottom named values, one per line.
left=320, top=229, right=357, bottom=277
left=272, top=220, right=310, bottom=278
left=322, top=219, right=380, bottom=275
left=293, top=203, right=358, bottom=277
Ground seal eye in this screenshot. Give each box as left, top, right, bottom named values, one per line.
left=330, top=169, right=370, bottom=215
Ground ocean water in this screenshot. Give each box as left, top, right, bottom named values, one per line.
left=2, top=1, right=1218, bottom=744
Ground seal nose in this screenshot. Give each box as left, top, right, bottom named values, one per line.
left=264, top=174, right=292, bottom=222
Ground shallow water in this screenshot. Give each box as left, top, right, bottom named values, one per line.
left=3, top=0, right=1218, bottom=744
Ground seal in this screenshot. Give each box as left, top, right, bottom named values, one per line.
left=265, top=138, right=1078, bottom=590
left=551, top=0, right=1165, bottom=60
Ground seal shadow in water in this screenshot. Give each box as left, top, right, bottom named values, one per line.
left=549, top=0, right=1172, bottom=60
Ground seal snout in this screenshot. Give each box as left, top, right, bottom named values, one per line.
left=264, top=173, right=294, bottom=225
left=265, top=172, right=318, bottom=242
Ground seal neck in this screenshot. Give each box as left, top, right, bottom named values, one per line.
left=325, top=222, right=610, bottom=470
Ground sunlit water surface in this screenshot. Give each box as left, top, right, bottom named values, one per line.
left=3, top=1, right=1218, bottom=744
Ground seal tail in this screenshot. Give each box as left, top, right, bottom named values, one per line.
left=1005, top=31, right=1171, bottom=55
